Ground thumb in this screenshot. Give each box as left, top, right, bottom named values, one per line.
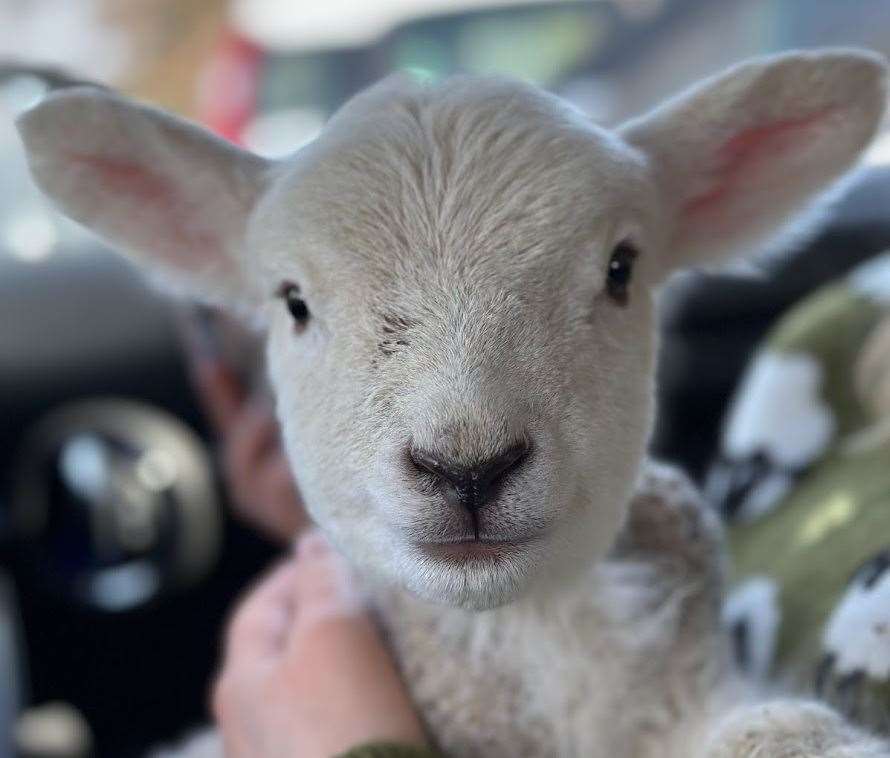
left=225, top=560, right=299, bottom=664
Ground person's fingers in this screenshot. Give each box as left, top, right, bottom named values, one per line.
left=295, top=529, right=334, bottom=562
left=284, top=532, right=366, bottom=652
left=225, top=560, right=299, bottom=663
left=191, top=357, right=247, bottom=433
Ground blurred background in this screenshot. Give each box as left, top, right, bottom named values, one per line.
left=2, top=1, right=890, bottom=756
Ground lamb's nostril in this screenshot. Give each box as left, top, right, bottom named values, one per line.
left=408, top=439, right=530, bottom=513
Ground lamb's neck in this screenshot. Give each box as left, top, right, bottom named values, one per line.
left=369, top=559, right=665, bottom=758
left=370, top=559, right=617, bottom=650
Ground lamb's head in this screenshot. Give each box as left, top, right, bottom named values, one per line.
left=17, top=50, right=887, bottom=609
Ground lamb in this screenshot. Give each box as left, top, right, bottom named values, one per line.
left=16, top=48, right=890, bottom=757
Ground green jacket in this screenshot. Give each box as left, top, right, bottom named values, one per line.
left=708, top=251, right=890, bottom=733
left=340, top=743, right=440, bottom=758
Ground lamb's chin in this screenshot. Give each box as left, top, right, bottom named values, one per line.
left=397, top=544, right=538, bottom=610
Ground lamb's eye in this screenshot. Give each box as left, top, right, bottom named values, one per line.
left=278, top=282, right=310, bottom=329
left=606, top=241, right=638, bottom=305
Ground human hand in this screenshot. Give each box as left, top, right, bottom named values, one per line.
left=213, top=531, right=428, bottom=758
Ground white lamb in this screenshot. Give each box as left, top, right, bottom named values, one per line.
left=16, top=49, right=890, bottom=757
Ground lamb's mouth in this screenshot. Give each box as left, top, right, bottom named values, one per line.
left=415, top=535, right=539, bottom=563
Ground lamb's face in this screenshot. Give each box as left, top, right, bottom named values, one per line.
left=251, top=87, right=659, bottom=606
left=18, top=52, right=886, bottom=608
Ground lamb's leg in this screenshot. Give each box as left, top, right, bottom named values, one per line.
left=702, top=699, right=889, bottom=758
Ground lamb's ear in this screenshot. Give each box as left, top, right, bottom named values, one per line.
left=16, top=86, right=270, bottom=306
left=620, top=49, right=888, bottom=274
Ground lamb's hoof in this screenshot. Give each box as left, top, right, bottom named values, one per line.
left=615, top=460, right=725, bottom=577
left=705, top=700, right=889, bottom=758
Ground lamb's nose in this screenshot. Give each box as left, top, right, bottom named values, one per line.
left=408, top=440, right=530, bottom=512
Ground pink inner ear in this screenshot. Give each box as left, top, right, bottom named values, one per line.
left=67, top=151, right=224, bottom=270
left=70, top=152, right=170, bottom=204
left=680, top=108, right=836, bottom=219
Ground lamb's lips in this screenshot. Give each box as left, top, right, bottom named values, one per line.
left=416, top=536, right=537, bottom=562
